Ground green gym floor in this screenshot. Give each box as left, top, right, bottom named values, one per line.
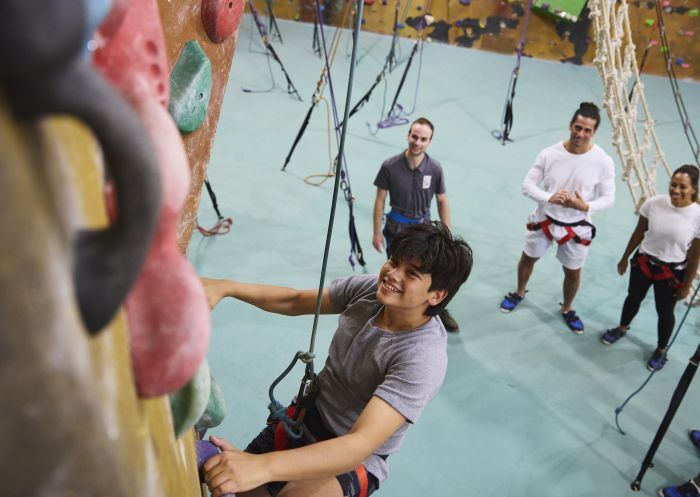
left=191, top=16, right=700, bottom=497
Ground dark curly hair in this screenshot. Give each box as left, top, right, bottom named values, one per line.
left=389, top=221, right=473, bottom=316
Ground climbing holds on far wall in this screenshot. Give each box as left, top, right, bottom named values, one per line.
left=201, top=0, right=245, bottom=43
left=169, top=40, right=212, bottom=133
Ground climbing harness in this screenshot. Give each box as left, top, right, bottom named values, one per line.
left=526, top=216, right=596, bottom=246
left=492, top=0, right=532, bottom=145
left=245, top=0, right=302, bottom=101
left=196, top=175, right=233, bottom=236
left=271, top=401, right=373, bottom=497
left=635, top=251, right=684, bottom=289
left=266, top=0, right=366, bottom=445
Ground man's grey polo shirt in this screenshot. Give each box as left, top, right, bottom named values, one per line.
left=373, top=151, right=446, bottom=219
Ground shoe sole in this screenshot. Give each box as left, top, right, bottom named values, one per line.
left=569, top=328, right=584, bottom=335
left=500, top=307, right=514, bottom=314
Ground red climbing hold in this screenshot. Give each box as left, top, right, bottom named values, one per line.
left=201, top=0, right=245, bottom=44
left=92, top=0, right=169, bottom=107
left=122, top=97, right=211, bottom=398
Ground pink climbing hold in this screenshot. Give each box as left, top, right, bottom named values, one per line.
left=201, top=0, right=245, bottom=44
left=123, top=96, right=211, bottom=398
left=92, top=0, right=169, bottom=107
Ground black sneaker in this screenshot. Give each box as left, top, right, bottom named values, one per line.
left=439, top=309, right=459, bottom=333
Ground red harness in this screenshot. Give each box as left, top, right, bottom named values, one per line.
left=526, top=216, right=596, bottom=246
left=636, top=252, right=684, bottom=288
left=273, top=405, right=369, bottom=497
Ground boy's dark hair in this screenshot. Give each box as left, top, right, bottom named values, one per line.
left=389, top=221, right=473, bottom=317
left=409, top=117, right=435, bottom=139
left=570, top=102, right=601, bottom=130
left=673, top=164, right=700, bottom=201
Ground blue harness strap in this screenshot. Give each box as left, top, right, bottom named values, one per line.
left=387, top=209, right=429, bottom=225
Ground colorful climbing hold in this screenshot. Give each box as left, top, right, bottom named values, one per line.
left=195, top=374, right=227, bottom=431
left=690, top=8, right=698, bottom=16
left=168, top=40, right=212, bottom=133
left=201, top=0, right=245, bottom=44
left=645, top=18, right=655, bottom=27
left=170, top=359, right=211, bottom=437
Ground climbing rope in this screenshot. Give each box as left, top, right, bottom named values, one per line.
left=282, top=0, right=351, bottom=172
left=267, top=0, right=366, bottom=439
left=336, top=0, right=408, bottom=130
left=246, top=0, right=302, bottom=100
left=614, top=284, right=700, bottom=435
left=264, top=0, right=283, bottom=43
left=368, top=0, right=431, bottom=132
left=650, top=0, right=700, bottom=166
left=491, top=0, right=532, bottom=145
left=196, top=176, right=233, bottom=237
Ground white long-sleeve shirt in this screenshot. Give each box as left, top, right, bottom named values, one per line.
left=522, top=141, right=616, bottom=223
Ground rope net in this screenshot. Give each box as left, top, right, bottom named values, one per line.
left=588, top=0, right=698, bottom=302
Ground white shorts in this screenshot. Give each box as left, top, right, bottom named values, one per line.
left=522, top=214, right=593, bottom=270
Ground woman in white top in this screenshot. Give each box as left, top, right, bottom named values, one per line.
left=601, top=165, right=700, bottom=371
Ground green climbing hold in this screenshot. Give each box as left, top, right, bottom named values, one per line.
left=168, top=40, right=212, bottom=133
left=689, top=8, right=698, bottom=16
left=169, top=359, right=211, bottom=437
left=195, top=373, right=227, bottom=431
left=644, top=18, right=654, bottom=27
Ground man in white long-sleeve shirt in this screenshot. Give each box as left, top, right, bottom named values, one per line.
left=500, top=102, right=615, bottom=333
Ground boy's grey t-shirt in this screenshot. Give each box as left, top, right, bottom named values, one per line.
left=316, top=274, right=448, bottom=482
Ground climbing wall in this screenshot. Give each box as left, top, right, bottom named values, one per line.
left=258, top=0, right=700, bottom=80
left=160, top=0, right=245, bottom=252
left=0, top=0, right=241, bottom=494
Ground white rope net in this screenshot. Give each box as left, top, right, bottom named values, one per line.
left=588, top=0, right=698, bottom=302
left=589, top=0, right=671, bottom=210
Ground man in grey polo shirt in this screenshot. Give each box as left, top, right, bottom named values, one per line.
left=372, top=117, right=458, bottom=332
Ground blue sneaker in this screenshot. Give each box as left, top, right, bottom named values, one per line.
left=689, top=429, right=700, bottom=450
left=562, top=309, right=584, bottom=334
left=601, top=327, right=626, bottom=345
left=658, top=481, right=700, bottom=497
left=500, top=292, right=524, bottom=313
left=647, top=349, right=668, bottom=372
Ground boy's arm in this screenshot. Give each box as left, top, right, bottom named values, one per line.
left=201, top=277, right=340, bottom=316
left=204, top=396, right=406, bottom=496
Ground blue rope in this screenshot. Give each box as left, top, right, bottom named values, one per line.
left=614, top=283, right=700, bottom=435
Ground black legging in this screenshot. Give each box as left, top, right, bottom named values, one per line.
left=619, top=261, right=685, bottom=349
